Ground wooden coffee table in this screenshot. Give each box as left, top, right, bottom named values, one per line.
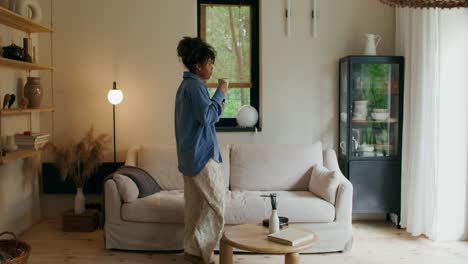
left=220, top=224, right=318, bottom=264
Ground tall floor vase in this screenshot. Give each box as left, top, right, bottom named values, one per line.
left=74, top=188, right=86, bottom=215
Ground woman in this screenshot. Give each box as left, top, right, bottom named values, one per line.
left=174, top=36, right=229, bottom=264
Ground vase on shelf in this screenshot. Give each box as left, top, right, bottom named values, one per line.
left=24, top=77, right=42, bottom=108
left=4, top=135, right=18, bottom=152
left=23, top=37, right=32, bottom=63
left=74, top=188, right=86, bottom=215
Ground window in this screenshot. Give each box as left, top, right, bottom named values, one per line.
left=197, top=0, right=260, bottom=131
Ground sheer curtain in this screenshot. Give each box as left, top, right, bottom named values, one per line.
left=396, top=8, right=468, bottom=241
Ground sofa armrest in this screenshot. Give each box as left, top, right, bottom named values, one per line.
left=105, top=179, right=123, bottom=222
left=125, top=145, right=142, bottom=166
left=323, top=149, right=353, bottom=223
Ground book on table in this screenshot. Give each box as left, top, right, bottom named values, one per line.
left=267, top=228, right=314, bottom=246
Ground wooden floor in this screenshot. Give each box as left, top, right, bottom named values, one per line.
left=20, top=219, right=468, bottom=264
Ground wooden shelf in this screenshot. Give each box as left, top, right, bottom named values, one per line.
left=0, top=149, right=40, bottom=165
left=0, top=57, right=54, bottom=70
left=0, top=7, right=54, bottom=33
left=1, top=107, right=55, bottom=115
left=351, top=118, right=398, bottom=124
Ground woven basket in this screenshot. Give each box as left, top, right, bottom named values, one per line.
left=0, top=232, right=31, bottom=264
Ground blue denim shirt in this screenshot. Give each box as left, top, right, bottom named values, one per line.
left=175, top=71, right=225, bottom=177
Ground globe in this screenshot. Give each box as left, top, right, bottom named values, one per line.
left=236, top=105, right=259, bottom=127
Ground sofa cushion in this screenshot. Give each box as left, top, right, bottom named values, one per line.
left=122, top=190, right=185, bottom=223
left=225, top=191, right=267, bottom=224
left=308, top=165, right=340, bottom=205
left=264, top=191, right=335, bottom=223
left=121, top=189, right=334, bottom=224
left=114, top=166, right=161, bottom=198
left=137, top=145, right=230, bottom=190
left=113, top=174, right=139, bottom=203
left=230, top=142, right=323, bottom=191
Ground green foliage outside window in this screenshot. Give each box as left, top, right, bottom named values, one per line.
left=203, top=5, right=252, bottom=118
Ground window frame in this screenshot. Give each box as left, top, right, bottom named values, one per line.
left=197, top=0, right=260, bottom=132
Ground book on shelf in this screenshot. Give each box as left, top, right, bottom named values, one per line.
left=267, top=228, right=314, bottom=246
left=17, top=141, right=48, bottom=150
left=14, top=133, right=50, bottom=142
left=14, top=133, right=50, bottom=150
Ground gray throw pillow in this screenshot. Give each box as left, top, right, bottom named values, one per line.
left=115, top=166, right=161, bottom=198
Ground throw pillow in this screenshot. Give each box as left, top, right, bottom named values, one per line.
left=113, top=174, right=139, bottom=203
left=115, top=166, right=162, bottom=198
left=308, top=165, right=340, bottom=205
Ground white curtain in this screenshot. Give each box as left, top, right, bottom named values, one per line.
left=396, top=8, right=468, bottom=241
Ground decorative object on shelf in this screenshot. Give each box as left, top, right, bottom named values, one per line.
left=45, top=126, right=111, bottom=215
left=364, top=33, right=381, bottom=56
left=107, top=81, right=124, bottom=163
left=368, top=85, right=388, bottom=114
left=339, top=141, right=346, bottom=155
left=23, top=76, right=42, bottom=108
left=353, top=100, right=368, bottom=120
left=261, top=193, right=280, bottom=234
left=14, top=0, right=42, bottom=22
left=14, top=132, right=50, bottom=150
left=19, top=97, right=28, bottom=109
left=2, top=94, right=11, bottom=109
left=2, top=43, right=24, bottom=60
left=379, top=0, right=468, bottom=9
left=236, top=105, right=258, bottom=127
left=340, top=112, right=347, bottom=122
left=371, top=109, right=390, bottom=121
left=22, top=37, right=32, bottom=62
left=4, top=135, right=18, bottom=152
left=7, top=94, right=15, bottom=109
left=32, top=46, right=36, bottom=63
left=351, top=136, right=360, bottom=151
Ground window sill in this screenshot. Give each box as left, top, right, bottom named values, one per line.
left=216, top=126, right=261, bottom=132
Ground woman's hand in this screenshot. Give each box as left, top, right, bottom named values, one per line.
left=217, top=78, right=229, bottom=94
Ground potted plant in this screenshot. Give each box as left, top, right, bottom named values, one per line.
left=46, top=127, right=110, bottom=215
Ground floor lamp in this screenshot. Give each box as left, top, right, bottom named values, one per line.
left=107, top=81, right=123, bottom=163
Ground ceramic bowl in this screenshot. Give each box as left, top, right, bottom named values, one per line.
left=371, top=112, right=389, bottom=121
left=373, top=108, right=389, bottom=113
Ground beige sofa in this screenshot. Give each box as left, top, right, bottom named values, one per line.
left=104, top=142, right=353, bottom=253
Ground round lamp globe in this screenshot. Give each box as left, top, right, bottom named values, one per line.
left=236, top=105, right=258, bottom=127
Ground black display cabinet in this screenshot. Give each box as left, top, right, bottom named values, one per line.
left=338, top=56, right=404, bottom=224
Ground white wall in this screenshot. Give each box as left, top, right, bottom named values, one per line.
left=38, top=0, right=395, bottom=216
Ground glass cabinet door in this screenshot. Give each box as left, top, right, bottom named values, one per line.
left=339, top=61, right=349, bottom=157
left=350, top=62, right=401, bottom=158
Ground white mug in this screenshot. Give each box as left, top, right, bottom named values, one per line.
left=218, top=78, right=229, bottom=88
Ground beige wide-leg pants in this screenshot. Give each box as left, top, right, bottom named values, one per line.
left=184, top=159, right=225, bottom=264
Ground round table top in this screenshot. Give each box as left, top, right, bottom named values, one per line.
left=222, top=224, right=318, bottom=254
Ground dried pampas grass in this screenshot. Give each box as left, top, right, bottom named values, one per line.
left=45, top=126, right=111, bottom=188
